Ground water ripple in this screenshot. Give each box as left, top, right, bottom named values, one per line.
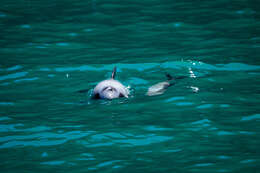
left=143, top=125, right=172, bottom=131
left=0, top=72, right=28, bottom=81
left=196, top=104, right=213, bottom=109
left=0, top=13, right=6, bottom=17
left=241, top=114, right=260, bottom=121
left=191, top=119, right=211, bottom=125
left=115, top=135, right=173, bottom=146
left=0, top=102, right=14, bottom=106
left=175, top=102, right=193, bottom=106
left=96, top=160, right=121, bottom=168
left=0, top=130, right=91, bottom=148
left=217, top=131, right=235, bottom=136
left=165, top=96, right=185, bottom=102
left=217, top=155, right=231, bottom=160
left=0, top=116, right=11, bottom=121
left=41, top=160, right=65, bottom=165
left=194, top=163, right=214, bottom=167
left=6, top=65, right=23, bottom=71
left=50, top=61, right=260, bottom=74
left=14, top=77, right=39, bottom=83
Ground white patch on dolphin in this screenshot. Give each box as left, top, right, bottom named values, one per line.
left=93, top=67, right=129, bottom=99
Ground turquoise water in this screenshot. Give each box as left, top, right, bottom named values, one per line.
left=1, top=0, right=260, bottom=172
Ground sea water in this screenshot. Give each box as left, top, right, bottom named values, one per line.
left=0, top=0, right=259, bottom=172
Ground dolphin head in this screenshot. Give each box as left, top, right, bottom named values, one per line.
left=92, top=67, right=129, bottom=100
left=100, top=86, right=120, bottom=99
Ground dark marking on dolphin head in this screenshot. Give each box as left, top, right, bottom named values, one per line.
left=101, top=86, right=120, bottom=99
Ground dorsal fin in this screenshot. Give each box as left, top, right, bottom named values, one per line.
left=111, top=66, right=116, bottom=79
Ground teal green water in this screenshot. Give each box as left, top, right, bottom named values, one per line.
left=1, top=0, right=260, bottom=172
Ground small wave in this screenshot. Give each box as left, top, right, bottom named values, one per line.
left=6, top=65, right=23, bottom=71
left=220, top=104, right=230, bottom=108
left=191, top=119, right=211, bottom=125
left=175, top=102, right=193, bottom=106
left=115, top=135, right=173, bottom=146
left=20, top=24, right=31, bottom=29
left=217, top=155, right=231, bottom=160
left=217, top=131, right=235, bottom=136
left=196, top=104, right=213, bottom=109
left=143, top=125, right=172, bottom=131
left=56, top=42, right=69, bottom=46
left=0, top=102, right=14, bottom=106
left=0, top=13, right=6, bottom=17
left=41, top=160, right=65, bottom=165
left=0, top=130, right=91, bottom=148
left=241, top=114, right=260, bottom=121
left=51, top=61, right=260, bottom=74
left=14, top=77, right=39, bottom=83
left=165, top=96, right=185, bottom=102
left=163, top=149, right=182, bottom=153
left=193, top=163, right=214, bottom=167
left=0, top=116, right=11, bottom=121
left=0, top=72, right=28, bottom=81
left=96, top=160, right=121, bottom=168
left=240, top=159, right=255, bottom=164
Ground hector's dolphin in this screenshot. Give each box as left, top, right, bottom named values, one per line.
left=93, top=67, right=129, bottom=99
left=146, top=74, right=174, bottom=96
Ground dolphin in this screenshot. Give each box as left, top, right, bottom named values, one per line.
left=93, top=67, right=129, bottom=99
left=146, top=74, right=174, bottom=96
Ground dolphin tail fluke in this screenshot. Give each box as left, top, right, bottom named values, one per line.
left=165, top=73, right=174, bottom=81
left=165, top=73, right=188, bottom=81
left=175, top=76, right=188, bottom=80
left=111, top=66, right=117, bottom=79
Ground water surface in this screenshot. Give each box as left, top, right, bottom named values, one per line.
left=0, top=0, right=260, bottom=172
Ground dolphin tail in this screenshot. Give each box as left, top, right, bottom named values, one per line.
left=165, top=73, right=188, bottom=81
left=111, top=66, right=116, bottom=79
left=165, top=73, right=174, bottom=81
left=165, top=73, right=188, bottom=87
left=175, top=76, right=188, bottom=80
